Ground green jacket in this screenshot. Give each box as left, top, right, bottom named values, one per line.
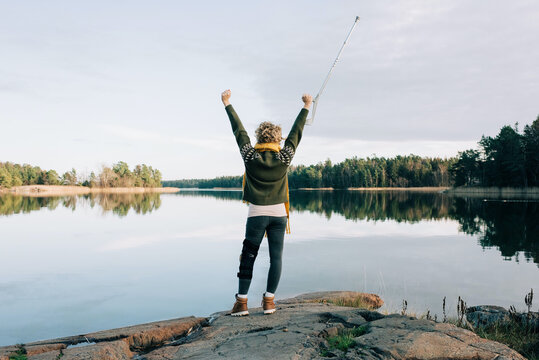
left=225, top=104, right=308, bottom=205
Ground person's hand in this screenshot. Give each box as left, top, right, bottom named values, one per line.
left=302, top=94, right=313, bottom=109
left=221, top=89, right=231, bottom=106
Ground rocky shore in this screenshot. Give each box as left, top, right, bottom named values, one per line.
left=0, top=291, right=527, bottom=360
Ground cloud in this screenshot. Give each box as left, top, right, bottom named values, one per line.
left=248, top=1, right=539, bottom=142
left=294, top=135, right=476, bottom=165
left=1, top=1, right=538, bottom=177
left=99, top=124, right=232, bottom=150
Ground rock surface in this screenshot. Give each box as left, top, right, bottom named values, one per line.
left=351, top=315, right=525, bottom=359
left=0, top=316, right=205, bottom=360
left=467, top=305, right=539, bottom=332
left=0, top=291, right=526, bottom=360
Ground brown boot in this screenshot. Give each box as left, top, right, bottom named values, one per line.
left=231, top=294, right=249, bottom=316
left=262, top=293, right=276, bottom=315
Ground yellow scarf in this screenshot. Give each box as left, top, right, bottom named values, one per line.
left=242, top=142, right=291, bottom=235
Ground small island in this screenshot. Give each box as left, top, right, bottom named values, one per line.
left=0, top=161, right=179, bottom=196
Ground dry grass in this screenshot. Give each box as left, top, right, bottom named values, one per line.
left=326, top=297, right=372, bottom=310
left=308, top=295, right=382, bottom=311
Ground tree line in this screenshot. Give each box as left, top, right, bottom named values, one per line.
left=165, top=115, right=539, bottom=189
left=164, top=176, right=243, bottom=189
left=0, top=161, right=162, bottom=188
left=451, top=116, right=539, bottom=187
left=163, top=155, right=456, bottom=189
left=164, top=176, right=242, bottom=189
left=288, top=156, right=454, bottom=188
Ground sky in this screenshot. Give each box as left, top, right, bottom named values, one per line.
left=1, top=0, right=538, bottom=179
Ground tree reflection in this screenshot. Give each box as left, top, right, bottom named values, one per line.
left=1, top=190, right=537, bottom=264
left=172, top=189, right=243, bottom=202
left=452, top=198, right=538, bottom=264
left=0, top=193, right=162, bottom=217
left=289, top=190, right=453, bottom=222
left=174, top=190, right=539, bottom=265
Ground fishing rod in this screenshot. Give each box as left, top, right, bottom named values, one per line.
left=307, top=16, right=360, bottom=125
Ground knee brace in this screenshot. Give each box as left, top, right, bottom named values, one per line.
left=237, top=239, right=260, bottom=280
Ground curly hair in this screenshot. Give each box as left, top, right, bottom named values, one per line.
left=255, top=121, right=283, bottom=144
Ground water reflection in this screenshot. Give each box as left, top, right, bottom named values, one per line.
left=0, top=193, right=162, bottom=217
left=1, top=190, right=537, bottom=264
left=173, top=190, right=452, bottom=221
left=453, top=198, right=538, bottom=264
left=174, top=190, right=452, bottom=221
left=290, top=191, right=452, bottom=222
left=172, top=189, right=243, bottom=202
left=174, top=190, right=539, bottom=265
left=0, top=189, right=537, bottom=346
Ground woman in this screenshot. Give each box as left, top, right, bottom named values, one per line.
left=221, top=89, right=312, bottom=316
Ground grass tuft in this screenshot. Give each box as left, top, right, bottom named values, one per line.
left=9, top=344, right=27, bottom=360
left=326, top=325, right=369, bottom=352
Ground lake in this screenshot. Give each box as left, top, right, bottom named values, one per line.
left=0, top=190, right=537, bottom=346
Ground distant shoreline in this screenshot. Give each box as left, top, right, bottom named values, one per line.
left=165, top=185, right=539, bottom=198
left=443, top=186, right=539, bottom=199
left=306, top=187, right=450, bottom=192
left=0, top=185, right=180, bottom=197
left=177, top=187, right=449, bottom=192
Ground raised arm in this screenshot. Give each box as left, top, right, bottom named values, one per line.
left=283, top=94, right=312, bottom=152
left=222, top=89, right=251, bottom=149
left=277, top=94, right=312, bottom=166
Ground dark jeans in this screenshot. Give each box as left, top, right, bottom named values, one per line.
left=238, top=215, right=288, bottom=295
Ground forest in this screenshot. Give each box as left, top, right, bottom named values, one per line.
left=165, top=115, right=539, bottom=190
left=451, top=115, right=539, bottom=187
left=0, top=161, right=162, bottom=188
left=3, top=116, right=537, bottom=190
left=163, top=155, right=456, bottom=189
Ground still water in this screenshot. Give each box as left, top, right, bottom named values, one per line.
left=0, top=190, right=537, bottom=346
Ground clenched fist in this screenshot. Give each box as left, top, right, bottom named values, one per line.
left=302, top=94, right=313, bottom=109
left=221, top=89, right=231, bottom=106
